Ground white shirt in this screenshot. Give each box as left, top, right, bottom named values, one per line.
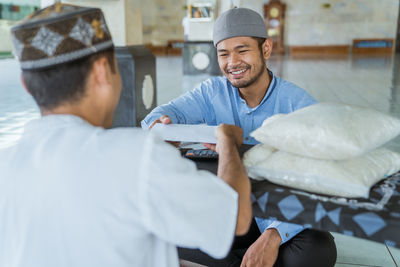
left=0, top=115, right=238, bottom=267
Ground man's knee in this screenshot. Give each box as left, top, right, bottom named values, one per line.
left=275, top=229, right=337, bottom=267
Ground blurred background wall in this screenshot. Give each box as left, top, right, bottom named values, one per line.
left=0, top=0, right=398, bottom=54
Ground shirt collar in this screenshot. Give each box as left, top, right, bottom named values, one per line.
left=24, top=114, right=92, bottom=133
left=258, top=69, right=276, bottom=107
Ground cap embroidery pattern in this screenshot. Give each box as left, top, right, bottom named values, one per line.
left=69, top=17, right=95, bottom=46
left=11, top=3, right=114, bottom=70
left=11, top=34, right=24, bottom=59
left=31, top=26, right=64, bottom=56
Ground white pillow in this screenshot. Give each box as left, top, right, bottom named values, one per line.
left=251, top=102, right=400, bottom=160
left=243, top=144, right=400, bottom=198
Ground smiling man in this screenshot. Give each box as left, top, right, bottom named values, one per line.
left=142, top=7, right=337, bottom=267
left=141, top=10, right=315, bottom=146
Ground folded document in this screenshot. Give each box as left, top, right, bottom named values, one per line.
left=151, top=124, right=217, bottom=144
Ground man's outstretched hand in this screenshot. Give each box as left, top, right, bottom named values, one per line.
left=149, top=115, right=180, bottom=147
left=149, top=115, right=171, bottom=129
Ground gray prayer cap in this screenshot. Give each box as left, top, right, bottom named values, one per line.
left=213, top=7, right=268, bottom=47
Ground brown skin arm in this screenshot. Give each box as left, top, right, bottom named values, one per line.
left=150, top=121, right=251, bottom=234
left=215, top=124, right=252, bottom=235
left=240, top=229, right=282, bottom=267
left=210, top=124, right=280, bottom=265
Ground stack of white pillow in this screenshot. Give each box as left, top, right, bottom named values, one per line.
left=243, top=102, right=400, bottom=198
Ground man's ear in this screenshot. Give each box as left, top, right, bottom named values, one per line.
left=90, top=56, right=110, bottom=89
left=20, top=75, right=31, bottom=95
left=262, top=38, right=273, bottom=60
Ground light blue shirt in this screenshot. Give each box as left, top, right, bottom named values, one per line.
left=142, top=71, right=317, bottom=244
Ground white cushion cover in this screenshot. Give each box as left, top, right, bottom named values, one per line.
left=251, top=103, right=400, bottom=160
left=243, top=144, right=400, bottom=198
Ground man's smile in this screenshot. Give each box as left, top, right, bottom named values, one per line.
left=231, top=69, right=246, bottom=75
left=227, top=66, right=250, bottom=79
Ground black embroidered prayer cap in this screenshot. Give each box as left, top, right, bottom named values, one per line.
left=11, top=3, right=113, bottom=70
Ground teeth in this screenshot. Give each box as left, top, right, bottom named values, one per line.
left=231, top=69, right=246, bottom=75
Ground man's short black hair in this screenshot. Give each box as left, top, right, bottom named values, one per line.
left=252, top=37, right=266, bottom=54
left=22, top=48, right=116, bottom=110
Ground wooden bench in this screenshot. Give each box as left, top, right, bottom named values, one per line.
left=352, top=38, right=394, bottom=54
left=167, top=40, right=184, bottom=55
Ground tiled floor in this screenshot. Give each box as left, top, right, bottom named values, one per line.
left=333, top=232, right=398, bottom=267
left=0, top=58, right=39, bottom=149
left=1, top=53, right=400, bottom=266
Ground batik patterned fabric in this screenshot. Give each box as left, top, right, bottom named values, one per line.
left=251, top=171, right=400, bottom=248
left=196, top=145, right=400, bottom=249
left=10, top=3, right=113, bottom=70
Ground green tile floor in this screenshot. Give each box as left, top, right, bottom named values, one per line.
left=333, top=233, right=398, bottom=267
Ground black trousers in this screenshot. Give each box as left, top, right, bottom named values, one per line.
left=178, top=219, right=337, bottom=267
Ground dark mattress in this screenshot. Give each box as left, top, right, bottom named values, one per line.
left=193, top=144, right=400, bottom=248
left=250, top=171, right=400, bottom=248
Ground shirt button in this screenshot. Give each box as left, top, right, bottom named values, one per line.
left=286, top=233, right=290, bottom=238
left=245, top=137, right=249, bottom=141
left=247, top=112, right=251, bottom=115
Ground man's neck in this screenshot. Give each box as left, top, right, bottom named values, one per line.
left=239, top=68, right=271, bottom=108
left=41, top=100, right=110, bottom=128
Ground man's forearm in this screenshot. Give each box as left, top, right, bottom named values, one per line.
left=217, top=140, right=252, bottom=235
left=141, top=89, right=209, bottom=129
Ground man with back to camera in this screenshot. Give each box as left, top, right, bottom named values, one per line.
left=0, top=4, right=253, bottom=267
left=142, top=7, right=337, bottom=267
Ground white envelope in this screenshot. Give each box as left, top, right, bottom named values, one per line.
left=151, top=124, right=217, bottom=144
